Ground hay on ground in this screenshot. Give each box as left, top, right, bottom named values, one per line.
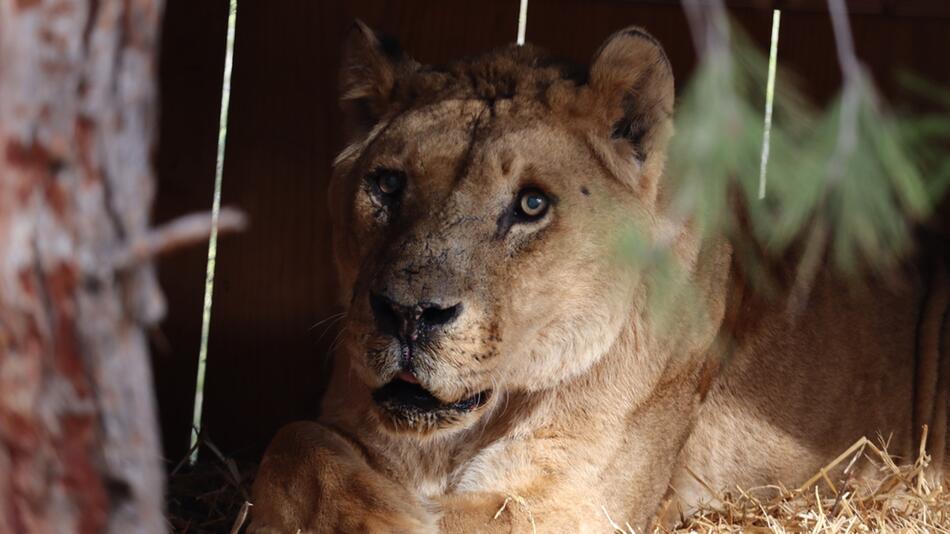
left=656, top=428, right=949, bottom=533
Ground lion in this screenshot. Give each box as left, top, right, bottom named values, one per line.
left=248, top=21, right=949, bottom=533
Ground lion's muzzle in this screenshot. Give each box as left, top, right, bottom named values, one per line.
left=371, top=377, right=491, bottom=433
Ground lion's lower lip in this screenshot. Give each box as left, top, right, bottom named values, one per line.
left=372, top=379, right=490, bottom=414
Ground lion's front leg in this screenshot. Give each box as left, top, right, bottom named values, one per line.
left=439, top=489, right=605, bottom=533
left=248, top=421, right=437, bottom=534
left=438, top=492, right=535, bottom=533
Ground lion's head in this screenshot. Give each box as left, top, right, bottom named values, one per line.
left=328, top=22, right=675, bottom=435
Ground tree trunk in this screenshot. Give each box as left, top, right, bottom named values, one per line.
left=0, top=1, right=166, bottom=532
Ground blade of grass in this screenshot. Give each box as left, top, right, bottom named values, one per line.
left=191, top=0, right=238, bottom=465
left=757, top=9, right=781, bottom=200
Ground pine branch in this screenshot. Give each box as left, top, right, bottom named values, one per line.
left=681, top=0, right=730, bottom=58
left=827, top=0, right=861, bottom=185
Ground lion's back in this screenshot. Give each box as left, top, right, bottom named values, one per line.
left=673, top=262, right=950, bottom=506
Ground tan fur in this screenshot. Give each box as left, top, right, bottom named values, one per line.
left=249, top=23, right=949, bottom=533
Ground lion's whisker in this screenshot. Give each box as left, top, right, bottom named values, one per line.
left=308, top=311, right=346, bottom=332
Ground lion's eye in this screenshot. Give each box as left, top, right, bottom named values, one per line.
left=374, top=169, right=405, bottom=196
left=516, top=189, right=549, bottom=219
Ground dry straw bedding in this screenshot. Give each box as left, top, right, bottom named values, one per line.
left=655, top=429, right=950, bottom=534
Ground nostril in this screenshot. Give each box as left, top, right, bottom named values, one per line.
left=369, top=292, right=402, bottom=339
left=370, top=293, right=461, bottom=339
left=419, top=302, right=462, bottom=328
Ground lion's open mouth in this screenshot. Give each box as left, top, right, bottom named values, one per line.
left=372, top=379, right=490, bottom=416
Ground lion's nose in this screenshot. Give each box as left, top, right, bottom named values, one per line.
left=369, top=292, right=462, bottom=341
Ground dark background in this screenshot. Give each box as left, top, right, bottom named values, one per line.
left=152, top=0, right=950, bottom=463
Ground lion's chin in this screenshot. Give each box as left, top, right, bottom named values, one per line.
left=371, top=378, right=491, bottom=435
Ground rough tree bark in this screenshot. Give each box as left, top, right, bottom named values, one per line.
left=0, top=0, right=166, bottom=532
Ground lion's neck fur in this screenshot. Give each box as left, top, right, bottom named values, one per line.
left=327, top=276, right=722, bottom=501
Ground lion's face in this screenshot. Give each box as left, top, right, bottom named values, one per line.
left=329, top=23, right=674, bottom=435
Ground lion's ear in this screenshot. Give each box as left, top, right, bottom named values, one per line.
left=588, top=27, right=674, bottom=168
left=339, top=20, right=415, bottom=141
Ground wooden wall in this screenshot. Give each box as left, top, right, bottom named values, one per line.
left=153, top=0, right=950, bottom=461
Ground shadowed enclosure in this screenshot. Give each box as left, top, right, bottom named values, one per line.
left=152, top=0, right=950, bottom=464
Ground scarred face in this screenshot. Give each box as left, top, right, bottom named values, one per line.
left=327, top=24, right=674, bottom=435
